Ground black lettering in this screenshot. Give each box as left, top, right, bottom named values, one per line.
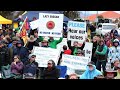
left=50, top=15, right=59, bottom=18
left=43, top=15, right=49, bottom=18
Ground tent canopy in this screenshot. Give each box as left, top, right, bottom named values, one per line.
left=0, top=15, right=12, bottom=24
left=14, top=11, right=71, bottom=22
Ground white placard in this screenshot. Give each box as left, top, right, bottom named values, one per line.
left=38, top=13, right=63, bottom=37
left=33, top=47, right=60, bottom=67
left=61, top=54, right=89, bottom=75
left=30, top=19, right=40, bottom=30
left=83, top=42, right=93, bottom=62
left=67, top=21, right=86, bottom=42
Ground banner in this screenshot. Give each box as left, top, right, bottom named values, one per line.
left=83, top=42, right=93, bottom=62
left=61, top=54, right=89, bottom=75
left=33, top=47, right=60, bottom=67
left=67, top=21, right=86, bottom=42
left=38, top=13, right=63, bottom=37
left=30, top=19, right=40, bottom=30
left=56, top=38, right=68, bottom=51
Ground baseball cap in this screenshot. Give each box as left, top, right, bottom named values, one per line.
left=29, top=54, right=36, bottom=59
left=87, top=61, right=95, bottom=66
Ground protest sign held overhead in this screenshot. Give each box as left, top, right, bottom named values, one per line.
left=67, top=21, right=86, bottom=42
left=38, top=13, right=64, bottom=37
left=30, top=19, right=40, bottom=30
left=33, top=47, right=60, bottom=67
left=83, top=42, right=93, bottom=62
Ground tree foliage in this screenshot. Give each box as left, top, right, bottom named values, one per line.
left=63, top=11, right=80, bottom=20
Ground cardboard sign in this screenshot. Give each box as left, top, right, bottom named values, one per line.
left=61, top=54, right=89, bottom=75
left=67, top=21, right=86, bottom=42
left=30, top=19, right=40, bottom=30
left=33, top=47, right=60, bottom=67
left=38, top=13, right=64, bottom=37
left=83, top=42, right=93, bottom=62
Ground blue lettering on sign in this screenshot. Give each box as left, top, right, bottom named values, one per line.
left=42, top=32, right=50, bottom=34
left=68, top=22, right=85, bottom=28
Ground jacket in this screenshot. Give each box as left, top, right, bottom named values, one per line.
left=95, top=45, right=108, bottom=60
left=0, top=46, right=10, bottom=67
left=80, top=65, right=102, bottom=79
left=108, top=46, right=120, bottom=63
left=42, top=67, right=60, bottom=79
left=39, top=36, right=63, bottom=49
left=23, top=61, right=38, bottom=75
left=8, top=46, right=16, bottom=63
left=114, top=71, right=120, bottom=79
left=64, top=49, right=72, bottom=55
left=67, top=40, right=85, bottom=55
left=26, top=40, right=39, bottom=50
left=11, top=61, right=24, bottom=74
left=13, top=46, right=29, bottom=63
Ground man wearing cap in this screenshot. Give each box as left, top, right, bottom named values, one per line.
left=23, top=54, right=38, bottom=79
left=8, top=37, right=19, bottom=63
left=39, top=36, right=63, bottom=49
left=108, top=39, right=120, bottom=63
left=0, top=41, right=10, bottom=71
left=80, top=61, right=102, bottom=79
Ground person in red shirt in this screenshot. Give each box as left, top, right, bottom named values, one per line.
left=63, top=45, right=71, bottom=55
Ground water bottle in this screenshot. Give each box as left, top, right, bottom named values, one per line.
left=106, top=62, right=111, bottom=70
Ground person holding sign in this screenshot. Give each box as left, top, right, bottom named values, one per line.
left=67, top=40, right=85, bottom=56
left=39, top=36, right=63, bottom=49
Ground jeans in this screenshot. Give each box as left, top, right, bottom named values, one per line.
left=96, top=60, right=106, bottom=73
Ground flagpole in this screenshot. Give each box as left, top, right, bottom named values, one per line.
left=20, top=16, right=27, bottom=31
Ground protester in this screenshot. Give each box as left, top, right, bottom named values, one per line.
left=15, top=33, right=24, bottom=46
left=25, top=35, right=39, bottom=54
left=11, top=55, right=24, bottom=79
left=67, top=40, right=85, bottom=56
left=104, top=69, right=117, bottom=79
left=80, top=61, right=102, bottom=79
left=108, top=39, right=120, bottom=63
left=9, top=37, right=19, bottom=63
left=23, top=54, right=38, bottom=79
left=112, top=60, right=120, bottom=70
left=63, top=45, right=71, bottom=55
left=13, top=40, right=29, bottom=64
left=68, top=73, right=79, bottom=79
left=95, top=39, right=108, bottom=72
left=42, top=60, right=60, bottom=79
left=91, top=36, right=98, bottom=65
left=76, top=49, right=85, bottom=56
left=114, top=64, right=120, bottom=79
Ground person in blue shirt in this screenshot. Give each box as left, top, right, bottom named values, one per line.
left=80, top=61, right=102, bottom=79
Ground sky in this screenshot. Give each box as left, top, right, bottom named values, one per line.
left=79, top=11, right=120, bottom=17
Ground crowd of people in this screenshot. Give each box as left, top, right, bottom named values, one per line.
left=0, top=17, right=120, bottom=79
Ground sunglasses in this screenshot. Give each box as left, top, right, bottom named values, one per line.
left=14, top=58, right=18, bottom=59
left=31, top=56, right=35, bottom=58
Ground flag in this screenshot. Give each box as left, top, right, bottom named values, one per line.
left=20, top=17, right=28, bottom=46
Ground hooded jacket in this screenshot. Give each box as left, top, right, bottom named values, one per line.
left=80, top=65, right=102, bottom=79
left=13, top=41, right=29, bottom=63
left=108, top=41, right=120, bottom=63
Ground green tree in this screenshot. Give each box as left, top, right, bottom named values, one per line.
left=63, top=11, right=80, bottom=20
